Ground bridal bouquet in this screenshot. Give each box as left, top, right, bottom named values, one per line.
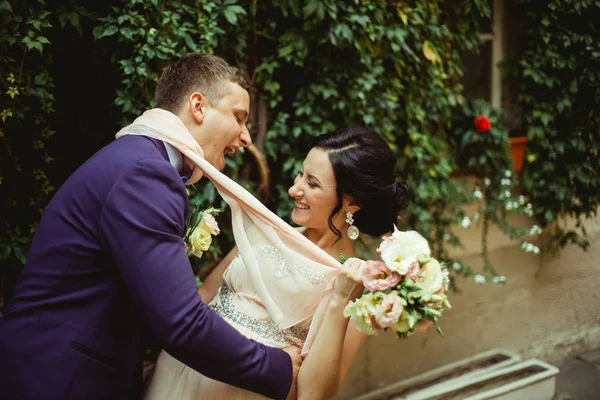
left=343, top=228, right=452, bottom=338
left=183, top=205, right=222, bottom=259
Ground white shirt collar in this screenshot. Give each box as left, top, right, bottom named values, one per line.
left=163, top=141, right=183, bottom=173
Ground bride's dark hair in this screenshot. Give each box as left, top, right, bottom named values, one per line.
left=312, top=127, right=410, bottom=238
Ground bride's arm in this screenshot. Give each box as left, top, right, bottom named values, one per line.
left=339, top=321, right=367, bottom=385
left=296, top=259, right=367, bottom=400
left=197, top=247, right=237, bottom=304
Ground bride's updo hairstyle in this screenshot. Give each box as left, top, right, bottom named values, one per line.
left=312, top=127, right=410, bottom=238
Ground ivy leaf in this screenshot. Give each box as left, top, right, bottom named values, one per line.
left=182, top=32, right=197, bottom=51
left=263, top=80, right=280, bottom=95
left=92, top=26, right=103, bottom=40
left=423, top=41, right=440, bottom=63
left=32, top=41, right=44, bottom=54
left=30, top=19, right=42, bottom=31
left=303, top=1, right=322, bottom=19
left=539, top=113, right=552, bottom=126
left=398, top=9, right=408, bottom=25
left=13, top=247, right=27, bottom=264
left=95, top=25, right=118, bottom=39
left=121, top=27, right=136, bottom=41
left=1, top=109, right=13, bottom=122
left=0, top=244, right=10, bottom=260
left=0, top=0, right=12, bottom=13
left=6, top=87, right=19, bottom=99
left=223, top=5, right=246, bottom=25
left=58, top=11, right=82, bottom=35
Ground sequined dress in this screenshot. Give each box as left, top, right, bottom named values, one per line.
left=143, top=243, right=332, bottom=400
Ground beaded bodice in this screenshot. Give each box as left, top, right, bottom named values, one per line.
left=208, top=243, right=331, bottom=346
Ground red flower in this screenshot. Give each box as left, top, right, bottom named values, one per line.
left=474, top=115, right=491, bottom=132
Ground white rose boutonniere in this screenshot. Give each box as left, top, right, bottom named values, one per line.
left=183, top=205, right=222, bottom=259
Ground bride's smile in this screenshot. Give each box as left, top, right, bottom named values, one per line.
left=294, top=201, right=310, bottom=210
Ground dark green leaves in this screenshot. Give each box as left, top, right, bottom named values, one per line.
left=223, top=4, right=246, bottom=25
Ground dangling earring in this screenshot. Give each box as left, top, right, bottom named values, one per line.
left=345, top=211, right=359, bottom=240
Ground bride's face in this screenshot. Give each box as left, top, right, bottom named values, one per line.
left=288, top=148, right=343, bottom=231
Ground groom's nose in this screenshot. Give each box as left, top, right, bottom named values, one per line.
left=240, top=125, right=251, bottom=147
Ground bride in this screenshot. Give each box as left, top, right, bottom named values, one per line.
left=143, top=127, right=409, bottom=399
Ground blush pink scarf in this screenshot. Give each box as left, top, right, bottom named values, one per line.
left=116, top=108, right=342, bottom=354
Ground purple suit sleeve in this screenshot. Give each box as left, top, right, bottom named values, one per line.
left=97, top=158, right=292, bottom=399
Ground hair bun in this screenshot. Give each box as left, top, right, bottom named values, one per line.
left=311, top=127, right=411, bottom=238
left=353, top=180, right=410, bottom=236
left=391, top=181, right=410, bottom=211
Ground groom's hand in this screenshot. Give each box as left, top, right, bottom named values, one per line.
left=282, top=343, right=302, bottom=400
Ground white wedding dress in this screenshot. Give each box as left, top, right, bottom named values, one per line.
left=143, top=244, right=331, bottom=399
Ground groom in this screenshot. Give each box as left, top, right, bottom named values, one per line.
left=0, top=53, right=301, bottom=399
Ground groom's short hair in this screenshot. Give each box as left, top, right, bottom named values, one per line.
left=155, top=53, right=249, bottom=113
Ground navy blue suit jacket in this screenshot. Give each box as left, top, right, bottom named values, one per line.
left=0, top=135, right=291, bottom=399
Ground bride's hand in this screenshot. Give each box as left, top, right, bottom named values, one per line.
left=333, top=258, right=365, bottom=303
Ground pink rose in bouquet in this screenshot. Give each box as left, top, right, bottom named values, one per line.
left=362, top=261, right=401, bottom=292
left=372, top=292, right=404, bottom=329
left=406, top=262, right=421, bottom=281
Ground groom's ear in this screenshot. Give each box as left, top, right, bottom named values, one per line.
left=188, top=92, right=207, bottom=124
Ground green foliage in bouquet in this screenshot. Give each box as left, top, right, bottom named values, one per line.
left=394, top=273, right=450, bottom=338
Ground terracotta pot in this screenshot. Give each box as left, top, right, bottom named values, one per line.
left=509, top=137, right=528, bottom=172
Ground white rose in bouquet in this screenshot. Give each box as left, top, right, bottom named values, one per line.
left=378, top=228, right=431, bottom=275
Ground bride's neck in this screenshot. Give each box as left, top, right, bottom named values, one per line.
left=304, top=227, right=355, bottom=260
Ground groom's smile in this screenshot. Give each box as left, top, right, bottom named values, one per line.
left=224, top=145, right=238, bottom=155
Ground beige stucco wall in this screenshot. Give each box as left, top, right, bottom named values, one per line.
left=335, top=205, right=600, bottom=399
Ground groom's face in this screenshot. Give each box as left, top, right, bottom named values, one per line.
left=193, top=81, right=252, bottom=170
